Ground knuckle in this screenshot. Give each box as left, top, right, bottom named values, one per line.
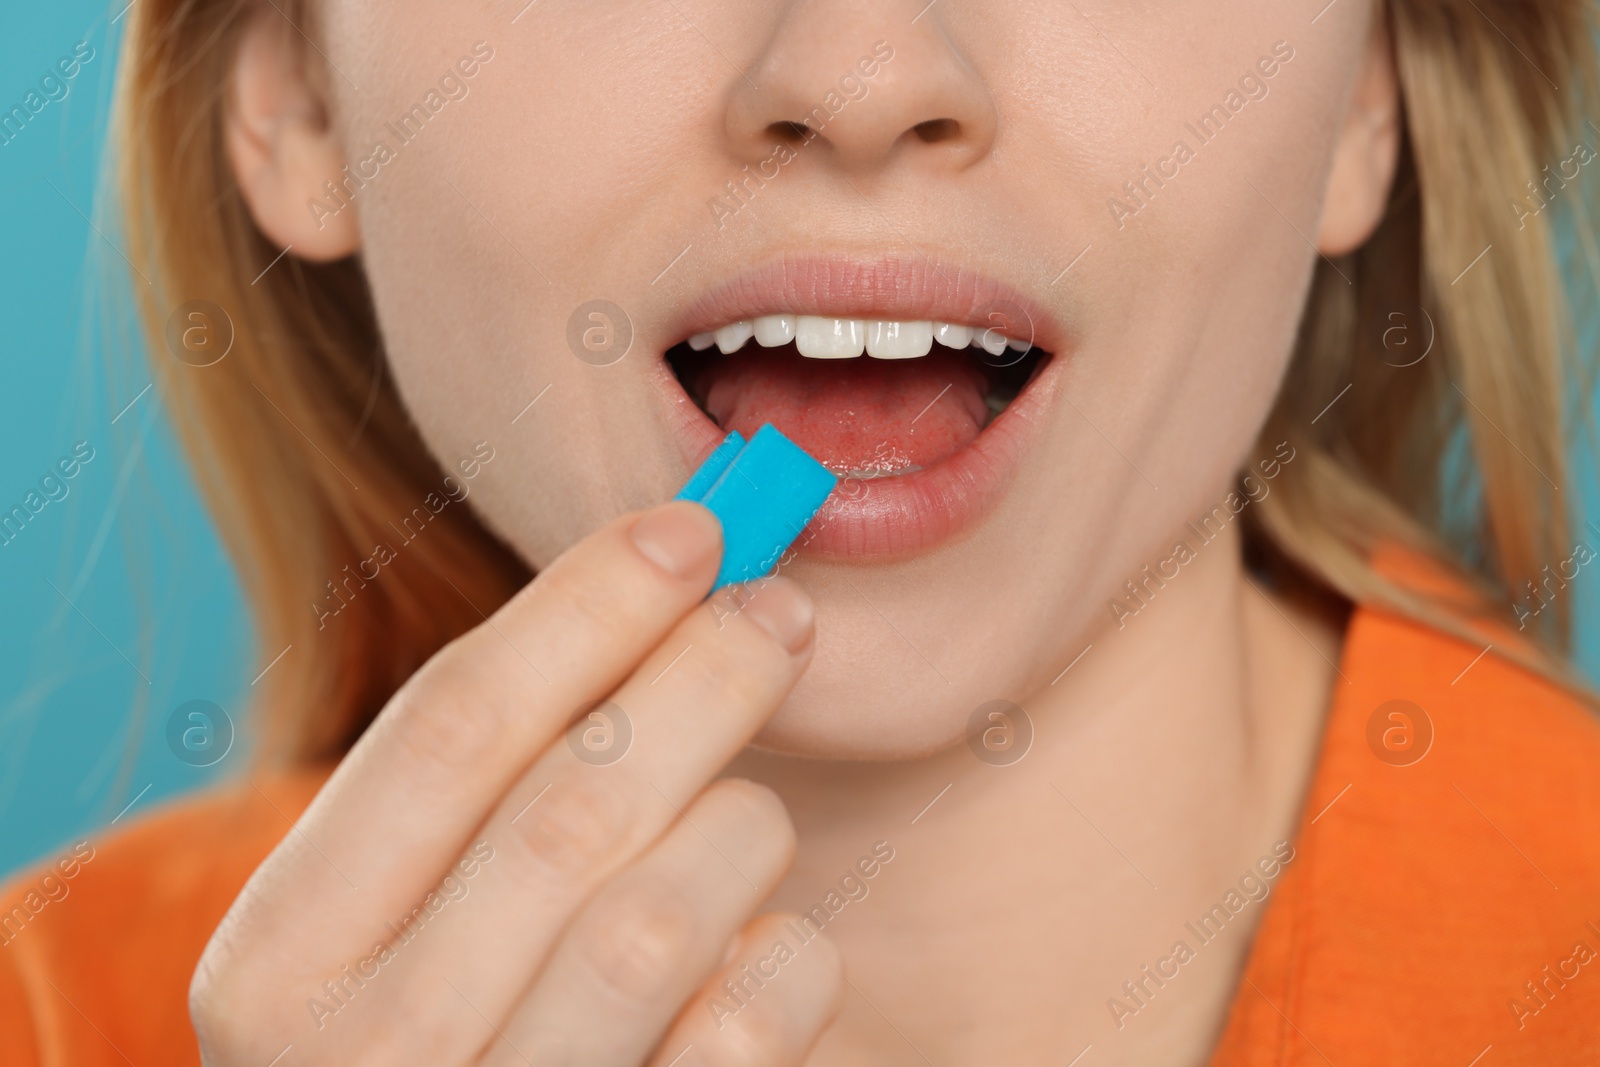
left=385, top=653, right=515, bottom=779
left=674, top=637, right=783, bottom=712
left=504, top=771, right=636, bottom=885
left=577, top=879, right=699, bottom=1004
left=535, top=550, right=641, bottom=644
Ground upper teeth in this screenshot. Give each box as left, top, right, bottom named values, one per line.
left=687, top=315, right=1030, bottom=360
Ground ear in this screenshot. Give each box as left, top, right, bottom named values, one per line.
left=1317, top=12, right=1402, bottom=256
left=224, top=13, right=359, bottom=261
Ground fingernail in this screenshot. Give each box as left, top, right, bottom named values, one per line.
left=738, top=578, right=814, bottom=654
left=630, top=502, right=722, bottom=579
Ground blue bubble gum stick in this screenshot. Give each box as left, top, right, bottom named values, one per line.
left=673, top=430, right=746, bottom=503
left=673, top=424, right=838, bottom=590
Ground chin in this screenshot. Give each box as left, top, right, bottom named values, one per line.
left=744, top=663, right=979, bottom=763
left=731, top=556, right=1052, bottom=763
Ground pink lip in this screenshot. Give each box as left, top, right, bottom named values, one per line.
left=649, top=252, right=1069, bottom=560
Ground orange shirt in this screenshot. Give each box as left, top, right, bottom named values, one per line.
left=4, top=581, right=1600, bottom=1064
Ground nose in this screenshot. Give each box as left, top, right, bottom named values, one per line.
left=724, top=1, right=998, bottom=174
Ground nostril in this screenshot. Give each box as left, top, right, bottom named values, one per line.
left=913, top=118, right=960, bottom=144
left=768, top=120, right=813, bottom=144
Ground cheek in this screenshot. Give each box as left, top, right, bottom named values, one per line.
left=1069, top=17, right=1352, bottom=437
left=961, top=6, right=1363, bottom=632
left=326, top=5, right=740, bottom=562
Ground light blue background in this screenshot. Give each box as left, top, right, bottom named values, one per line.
left=1, top=4, right=253, bottom=881
left=3, top=3, right=1600, bottom=880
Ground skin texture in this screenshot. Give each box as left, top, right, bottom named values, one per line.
left=218, top=0, right=1401, bottom=1062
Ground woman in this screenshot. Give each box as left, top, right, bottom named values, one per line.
left=4, top=0, right=1600, bottom=1062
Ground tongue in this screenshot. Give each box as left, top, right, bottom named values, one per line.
left=699, top=345, right=989, bottom=475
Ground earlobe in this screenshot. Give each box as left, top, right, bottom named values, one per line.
left=224, top=14, right=359, bottom=261
left=1317, top=13, right=1402, bottom=257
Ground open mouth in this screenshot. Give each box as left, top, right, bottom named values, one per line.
left=652, top=255, right=1067, bottom=559
left=664, top=315, right=1053, bottom=480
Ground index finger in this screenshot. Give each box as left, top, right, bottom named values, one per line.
left=219, top=501, right=724, bottom=963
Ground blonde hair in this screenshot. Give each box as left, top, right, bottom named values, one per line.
left=1250, top=0, right=1600, bottom=695
left=117, top=0, right=1600, bottom=766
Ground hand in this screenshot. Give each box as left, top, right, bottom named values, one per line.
left=191, top=501, right=840, bottom=1065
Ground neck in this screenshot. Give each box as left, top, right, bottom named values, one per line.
left=728, top=521, right=1343, bottom=1065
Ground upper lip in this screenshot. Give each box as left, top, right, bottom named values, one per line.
left=665, top=251, right=1065, bottom=352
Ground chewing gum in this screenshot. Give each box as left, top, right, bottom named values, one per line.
left=674, top=424, right=837, bottom=590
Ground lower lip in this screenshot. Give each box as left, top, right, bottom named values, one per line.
left=653, top=351, right=1065, bottom=559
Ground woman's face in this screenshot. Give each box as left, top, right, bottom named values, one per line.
left=252, top=0, right=1395, bottom=757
